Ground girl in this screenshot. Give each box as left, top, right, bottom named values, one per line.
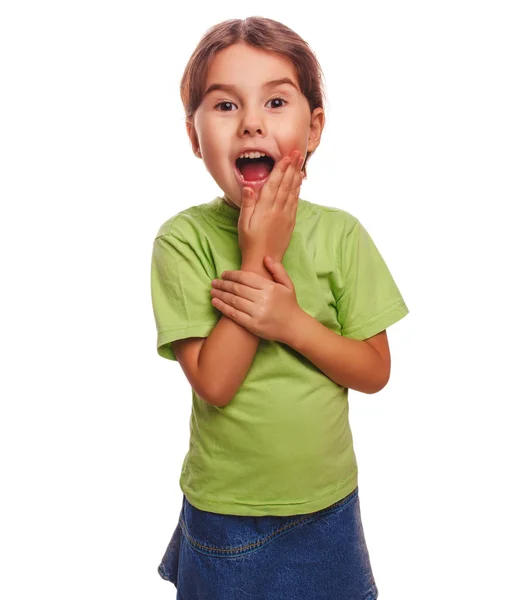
left=151, top=16, right=409, bottom=600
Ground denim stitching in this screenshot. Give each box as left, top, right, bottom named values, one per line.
left=180, top=488, right=358, bottom=556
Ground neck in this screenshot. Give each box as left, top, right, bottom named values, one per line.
left=223, top=195, right=239, bottom=210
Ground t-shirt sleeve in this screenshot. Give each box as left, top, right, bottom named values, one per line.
left=336, top=219, right=409, bottom=340
left=150, top=231, right=219, bottom=361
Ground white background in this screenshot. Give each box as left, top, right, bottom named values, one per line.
left=1, top=1, right=521, bottom=598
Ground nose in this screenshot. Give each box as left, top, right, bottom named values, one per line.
left=238, top=105, right=265, bottom=137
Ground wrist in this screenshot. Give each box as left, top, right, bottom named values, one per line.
left=241, top=257, right=273, bottom=280
left=281, top=306, right=309, bottom=348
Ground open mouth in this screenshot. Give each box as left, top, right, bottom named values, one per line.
left=235, top=155, right=276, bottom=183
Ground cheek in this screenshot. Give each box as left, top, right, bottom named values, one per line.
left=199, top=122, right=233, bottom=154
left=278, top=116, right=309, bottom=145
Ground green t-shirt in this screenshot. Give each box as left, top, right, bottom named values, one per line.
left=150, top=195, right=409, bottom=516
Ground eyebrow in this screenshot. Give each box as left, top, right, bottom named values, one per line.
left=203, top=77, right=299, bottom=97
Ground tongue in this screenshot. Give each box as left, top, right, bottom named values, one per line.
left=240, top=161, right=271, bottom=182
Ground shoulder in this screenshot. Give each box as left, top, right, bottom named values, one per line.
left=153, top=203, right=208, bottom=240
left=299, top=198, right=360, bottom=236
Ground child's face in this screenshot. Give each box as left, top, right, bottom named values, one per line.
left=187, top=42, right=324, bottom=208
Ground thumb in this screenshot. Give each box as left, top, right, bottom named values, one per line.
left=264, top=256, right=293, bottom=288
left=238, top=187, right=255, bottom=229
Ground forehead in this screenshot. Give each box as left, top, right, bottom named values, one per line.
left=205, top=43, right=299, bottom=90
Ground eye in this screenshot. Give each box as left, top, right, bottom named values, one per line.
left=215, top=101, right=237, bottom=112
left=214, top=98, right=287, bottom=111
left=267, top=98, right=286, bottom=109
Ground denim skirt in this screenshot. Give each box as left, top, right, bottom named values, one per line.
left=157, top=486, right=378, bottom=600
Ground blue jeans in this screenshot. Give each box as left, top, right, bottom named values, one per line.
left=158, top=486, right=378, bottom=599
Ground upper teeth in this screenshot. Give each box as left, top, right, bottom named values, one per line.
left=238, top=152, right=268, bottom=159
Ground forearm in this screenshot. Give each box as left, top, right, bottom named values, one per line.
left=286, top=310, right=387, bottom=394
left=199, top=257, right=273, bottom=407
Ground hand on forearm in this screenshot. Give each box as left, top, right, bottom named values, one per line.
left=210, top=254, right=300, bottom=345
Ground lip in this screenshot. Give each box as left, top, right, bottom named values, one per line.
left=235, top=148, right=276, bottom=162
left=233, top=163, right=271, bottom=191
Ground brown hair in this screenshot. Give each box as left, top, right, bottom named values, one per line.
left=180, top=16, right=326, bottom=177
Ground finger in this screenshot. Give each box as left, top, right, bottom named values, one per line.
left=284, top=182, right=301, bottom=226
left=211, top=295, right=254, bottom=323
left=259, top=154, right=292, bottom=207
left=273, top=151, right=301, bottom=210
left=290, top=178, right=303, bottom=224
left=283, top=161, right=305, bottom=213
left=212, top=279, right=258, bottom=302
left=287, top=177, right=303, bottom=225
left=220, top=270, right=266, bottom=290
left=238, top=186, right=255, bottom=231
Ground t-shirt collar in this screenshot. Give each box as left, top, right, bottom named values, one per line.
left=206, top=195, right=311, bottom=225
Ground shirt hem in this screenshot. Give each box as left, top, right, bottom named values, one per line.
left=157, top=322, right=216, bottom=360
left=180, top=470, right=359, bottom=517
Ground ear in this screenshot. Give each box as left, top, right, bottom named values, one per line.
left=307, top=107, right=325, bottom=154
left=185, top=121, right=201, bottom=158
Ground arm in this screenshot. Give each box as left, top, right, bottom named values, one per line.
left=197, top=256, right=273, bottom=407
left=286, top=310, right=391, bottom=394
left=197, top=151, right=304, bottom=406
